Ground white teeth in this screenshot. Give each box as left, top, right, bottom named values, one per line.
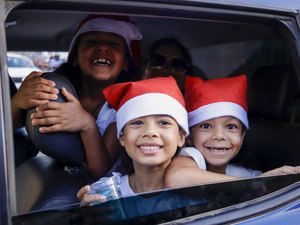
left=93, top=58, right=111, bottom=65
left=140, top=145, right=161, bottom=151
left=209, top=147, right=228, bottom=151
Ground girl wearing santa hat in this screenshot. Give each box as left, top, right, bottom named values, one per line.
left=77, top=76, right=188, bottom=205
left=166, top=75, right=300, bottom=188
left=14, top=15, right=142, bottom=178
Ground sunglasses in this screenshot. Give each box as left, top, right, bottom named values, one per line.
left=148, top=54, right=188, bottom=74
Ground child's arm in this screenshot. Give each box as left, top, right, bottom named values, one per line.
left=32, top=87, right=114, bottom=178
left=260, top=165, right=300, bottom=176
left=165, top=156, right=237, bottom=188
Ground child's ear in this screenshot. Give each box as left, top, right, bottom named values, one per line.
left=177, top=129, right=186, bottom=148
left=119, top=132, right=125, bottom=147
left=241, top=130, right=246, bottom=142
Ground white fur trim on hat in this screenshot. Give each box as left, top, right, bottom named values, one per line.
left=68, top=17, right=142, bottom=61
left=188, top=102, right=249, bottom=129
left=116, top=93, right=189, bottom=138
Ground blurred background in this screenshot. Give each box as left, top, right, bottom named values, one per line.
left=7, top=51, right=68, bottom=88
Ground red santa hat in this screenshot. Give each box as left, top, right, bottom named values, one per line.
left=103, top=76, right=189, bottom=138
left=68, top=15, right=142, bottom=62
left=185, top=75, right=249, bottom=129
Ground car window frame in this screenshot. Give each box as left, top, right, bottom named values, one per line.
left=0, top=1, right=22, bottom=225
left=10, top=174, right=300, bottom=225
left=1, top=1, right=300, bottom=225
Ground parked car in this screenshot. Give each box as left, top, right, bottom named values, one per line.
left=7, top=52, right=41, bottom=88
left=1, top=0, right=300, bottom=225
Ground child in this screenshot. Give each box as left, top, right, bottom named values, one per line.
left=166, top=75, right=300, bottom=188
left=77, top=76, right=188, bottom=205
left=20, top=15, right=142, bottom=177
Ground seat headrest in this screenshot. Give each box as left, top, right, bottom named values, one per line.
left=25, top=73, right=85, bottom=166
left=248, top=65, right=294, bottom=120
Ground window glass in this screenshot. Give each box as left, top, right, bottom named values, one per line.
left=190, top=40, right=291, bottom=79
left=12, top=174, right=300, bottom=225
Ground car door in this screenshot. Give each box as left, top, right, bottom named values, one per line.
left=1, top=1, right=300, bottom=225
left=0, top=1, right=19, bottom=225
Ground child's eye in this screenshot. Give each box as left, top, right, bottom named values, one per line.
left=130, top=120, right=143, bottom=126
left=199, top=123, right=211, bottom=129
left=226, top=123, right=238, bottom=130
left=107, top=40, right=122, bottom=49
left=82, top=39, right=98, bottom=46
left=158, top=120, right=171, bottom=126
left=109, top=41, right=122, bottom=48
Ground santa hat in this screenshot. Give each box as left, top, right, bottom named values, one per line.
left=68, top=15, right=142, bottom=62
left=103, top=76, right=189, bottom=138
left=185, top=75, right=249, bottom=129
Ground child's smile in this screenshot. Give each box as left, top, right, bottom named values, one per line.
left=204, top=146, right=232, bottom=153
left=138, top=144, right=163, bottom=155
left=92, top=57, right=112, bottom=67
left=89, top=56, right=115, bottom=74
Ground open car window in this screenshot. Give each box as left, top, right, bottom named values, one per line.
left=1, top=1, right=300, bottom=225
left=12, top=174, right=300, bottom=225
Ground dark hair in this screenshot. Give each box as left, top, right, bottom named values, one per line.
left=229, top=124, right=260, bottom=170
left=230, top=128, right=260, bottom=171
left=118, top=150, right=134, bottom=175
left=145, top=37, right=193, bottom=75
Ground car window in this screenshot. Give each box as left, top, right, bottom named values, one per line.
left=11, top=174, right=300, bottom=225
left=191, top=39, right=291, bottom=79
left=1, top=1, right=300, bottom=225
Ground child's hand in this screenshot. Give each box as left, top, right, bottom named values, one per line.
left=13, top=71, right=59, bottom=110
left=77, top=185, right=107, bottom=206
left=261, top=165, right=300, bottom=176
left=31, top=87, right=92, bottom=133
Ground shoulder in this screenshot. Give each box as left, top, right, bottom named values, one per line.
left=117, top=174, right=136, bottom=196
left=226, top=164, right=262, bottom=177
left=96, top=102, right=116, bottom=136
left=178, top=147, right=206, bottom=170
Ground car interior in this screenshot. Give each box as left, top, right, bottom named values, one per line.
left=2, top=0, right=300, bottom=223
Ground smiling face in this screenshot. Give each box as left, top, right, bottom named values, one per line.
left=76, top=31, right=128, bottom=83
left=119, top=115, right=185, bottom=171
left=190, top=116, right=246, bottom=174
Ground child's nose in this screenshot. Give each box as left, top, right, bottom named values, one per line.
left=142, top=124, right=159, bottom=138
left=211, top=127, right=226, bottom=141
left=96, top=43, right=110, bottom=53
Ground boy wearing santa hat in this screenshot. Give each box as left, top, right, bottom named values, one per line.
left=77, top=76, right=188, bottom=204
left=166, top=75, right=300, bottom=188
